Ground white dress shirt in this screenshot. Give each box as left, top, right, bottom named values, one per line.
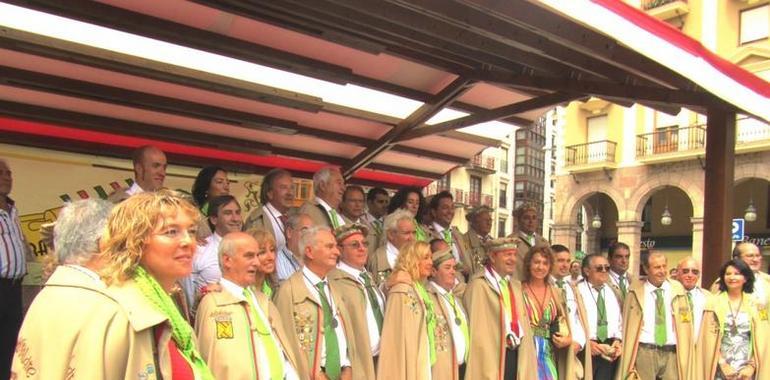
left=220, top=278, right=299, bottom=380
left=386, top=241, right=399, bottom=269
left=263, top=202, right=287, bottom=251
left=432, top=222, right=462, bottom=263
left=430, top=281, right=468, bottom=364
left=551, top=276, right=586, bottom=349
left=577, top=281, right=623, bottom=340
left=301, top=267, right=351, bottom=367
left=192, top=233, right=223, bottom=292
left=125, top=181, right=143, bottom=196
left=687, top=287, right=707, bottom=338
left=608, top=270, right=629, bottom=291
left=640, top=280, right=677, bottom=345
left=337, top=262, right=384, bottom=355
left=317, top=197, right=345, bottom=227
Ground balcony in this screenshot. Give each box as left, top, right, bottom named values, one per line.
left=467, top=191, right=494, bottom=208
left=636, top=125, right=706, bottom=163
left=736, top=117, right=770, bottom=154
left=564, top=140, right=617, bottom=173
left=642, top=0, right=689, bottom=21
left=467, top=154, right=496, bottom=175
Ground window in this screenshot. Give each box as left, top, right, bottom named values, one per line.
left=437, top=174, right=451, bottom=191
left=499, top=183, right=508, bottom=208
left=498, top=218, right=507, bottom=238
left=470, top=176, right=481, bottom=194
left=500, top=147, right=509, bottom=172
left=740, top=5, right=769, bottom=45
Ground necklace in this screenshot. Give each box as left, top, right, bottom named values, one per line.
left=525, top=283, right=550, bottom=317
left=728, top=294, right=743, bottom=335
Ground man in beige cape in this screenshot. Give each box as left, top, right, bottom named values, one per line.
left=367, top=209, right=415, bottom=284
left=508, top=204, right=549, bottom=279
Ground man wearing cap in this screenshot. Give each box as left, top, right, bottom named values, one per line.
left=298, top=167, right=349, bottom=229
left=196, top=232, right=304, bottom=380
left=508, top=204, right=549, bottom=279
left=328, top=224, right=380, bottom=378
left=427, top=191, right=471, bottom=278
left=428, top=247, right=469, bottom=380
left=462, top=205, right=493, bottom=277
left=367, top=209, right=416, bottom=285
left=463, top=237, right=536, bottom=379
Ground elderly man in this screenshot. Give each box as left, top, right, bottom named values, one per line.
left=550, top=245, right=588, bottom=361
left=108, top=145, right=167, bottom=202
left=463, top=238, right=536, bottom=379
left=712, top=242, right=770, bottom=306
left=275, top=213, right=313, bottom=282
left=243, top=168, right=294, bottom=252
left=576, top=254, right=623, bottom=379
left=463, top=205, right=493, bottom=276
left=328, top=224, right=379, bottom=378
left=428, top=247, right=469, bottom=379
left=274, top=226, right=362, bottom=380
left=299, top=166, right=348, bottom=229
left=608, top=241, right=634, bottom=301
left=195, top=232, right=303, bottom=380
left=0, top=159, right=27, bottom=379
left=676, top=257, right=709, bottom=338
left=367, top=209, right=416, bottom=284
left=508, top=204, right=549, bottom=279
left=620, top=252, right=693, bottom=380
left=11, top=199, right=113, bottom=379
left=427, top=191, right=472, bottom=279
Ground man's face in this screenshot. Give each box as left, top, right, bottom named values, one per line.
left=211, top=201, right=243, bottom=235
left=267, top=174, right=294, bottom=212
left=585, top=256, right=610, bottom=286
left=0, top=161, right=12, bottom=196
left=388, top=219, right=416, bottom=249
left=319, top=170, right=345, bottom=208
left=223, top=237, right=260, bottom=287
left=287, top=215, right=313, bottom=253
left=432, top=258, right=457, bottom=290
left=490, top=248, right=517, bottom=276
left=367, top=193, right=389, bottom=219
left=645, top=254, right=668, bottom=287
left=338, top=232, right=368, bottom=270
left=470, top=211, right=492, bottom=236
left=518, top=209, right=538, bottom=234
left=431, top=196, right=455, bottom=227
left=738, top=244, right=762, bottom=272
left=610, top=247, right=630, bottom=274
left=340, top=189, right=365, bottom=220
left=676, top=260, right=700, bottom=291
left=135, top=148, right=167, bottom=191
left=552, top=251, right=571, bottom=278
left=306, top=231, right=341, bottom=274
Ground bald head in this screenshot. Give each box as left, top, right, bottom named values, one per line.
left=733, top=242, right=762, bottom=272
left=133, top=145, right=167, bottom=191
left=218, top=232, right=260, bottom=287
left=676, top=257, right=701, bottom=290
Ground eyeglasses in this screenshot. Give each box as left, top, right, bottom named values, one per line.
left=339, top=241, right=369, bottom=250
left=679, top=268, right=700, bottom=275
left=593, top=265, right=611, bottom=272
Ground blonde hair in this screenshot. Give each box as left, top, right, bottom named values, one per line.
left=99, top=190, right=201, bottom=285
left=394, top=241, right=431, bottom=281
left=248, top=228, right=276, bottom=252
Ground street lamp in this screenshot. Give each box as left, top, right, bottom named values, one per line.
left=591, top=213, right=602, bottom=229
left=661, top=205, right=672, bottom=226
left=745, top=200, right=758, bottom=222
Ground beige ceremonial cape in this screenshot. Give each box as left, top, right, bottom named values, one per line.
left=428, top=284, right=462, bottom=380
left=507, top=230, right=549, bottom=280
left=462, top=270, right=537, bottom=380
left=367, top=244, right=394, bottom=285
left=13, top=272, right=188, bottom=380
left=428, top=225, right=472, bottom=277
left=327, top=268, right=377, bottom=380
left=462, top=230, right=490, bottom=277
left=298, top=198, right=352, bottom=229
left=554, top=283, right=593, bottom=380
left=195, top=285, right=304, bottom=380
left=274, top=271, right=365, bottom=380
left=619, top=279, right=693, bottom=380
left=694, top=292, right=770, bottom=380
left=243, top=205, right=278, bottom=240
left=377, top=282, right=432, bottom=380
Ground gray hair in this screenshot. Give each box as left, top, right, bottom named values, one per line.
left=53, top=199, right=113, bottom=265
left=312, top=166, right=340, bottom=194
left=384, top=208, right=414, bottom=233
left=298, top=225, right=332, bottom=260
left=286, top=212, right=312, bottom=231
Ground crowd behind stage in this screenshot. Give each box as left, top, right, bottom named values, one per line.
left=2, top=145, right=769, bottom=380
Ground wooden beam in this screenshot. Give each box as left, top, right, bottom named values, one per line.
left=342, top=77, right=474, bottom=178
left=397, top=92, right=580, bottom=141
left=367, top=164, right=442, bottom=180
left=389, top=146, right=469, bottom=165
left=701, top=108, right=736, bottom=286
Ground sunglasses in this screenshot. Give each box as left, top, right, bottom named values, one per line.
left=679, top=268, right=700, bottom=275
left=593, top=265, right=611, bottom=272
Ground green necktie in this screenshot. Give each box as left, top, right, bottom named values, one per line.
left=373, top=219, right=383, bottom=235
left=595, top=286, right=608, bottom=342
left=556, top=279, right=565, bottom=288
left=446, top=292, right=470, bottom=361
left=618, top=274, right=627, bottom=298
left=686, top=291, right=694, bottom=313
left=329, top=209, right=341, bottom=229
left=442, top=229, right=452, bottom=244
left=654, top=288, right=667, bottom=346
left=500, top=279, right=513, bottom=322
left=243, top=288, right=284, bottom=380
left=360, top=272, right=384, bottom=332
left=316, top=281, right=341, bottom=380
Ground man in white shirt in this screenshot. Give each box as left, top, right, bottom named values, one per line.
left=576, top=254, right=623, bottom=379
left=676, top=257, right=709, bottom=338
left=429, top=247, right=469, bottom=379
left=549, top=245, right=587, bottom=358
left=243, top=168, right=294, bottom=252
left=299, top=166, right=348, bottom=229
left=108, top=145, right=167, bottom=202
left=366, top=209, right=415, bottom=284
left=195, top=232, right=302, bottom=380
left=428, top=191, right=471, bottom=279
left=608, top=241, right=634, bottom=301
left=185, top=195, right=243, bottom=306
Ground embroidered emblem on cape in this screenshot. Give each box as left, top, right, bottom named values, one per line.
left=678, top=306, right=691, bottom=323
left=759, top=305, right=768, bottom=321
left=294, top=311, right=315, bottom=351
left=434, top=314, right=451, bottom=352
left=405, top=292, right=420, bottom=314
left=216, top=320, right=235, bottom=339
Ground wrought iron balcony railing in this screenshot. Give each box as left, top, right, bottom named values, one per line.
left=565, top=140, right=617, bottom=166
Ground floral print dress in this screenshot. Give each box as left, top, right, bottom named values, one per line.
left=716, top=311, right=753, bottom=380
left=523, top=290, right=559, bottom=380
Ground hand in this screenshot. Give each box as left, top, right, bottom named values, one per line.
left=589, top=341, right=603, bottom=356
left=737, top=365, right=755, bottom=380
left=572, top=342, right=582, bottom=354
left=198, top=282, right=223, bottom=297
left=611, top=340, right=622, bottom=361
left=384, top=270, right=411, bottom=292
left=316, top=372, right=330, bottom=380
left=340, top=366, right=353, bottom=380
left=719, top=361, right=738, bottom=379
left=551, top=332, right=572, bottom=349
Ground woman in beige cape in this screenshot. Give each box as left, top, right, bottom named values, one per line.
left=377, top=241, right=436, bottom=380
left=696, top=259, right=769, bottom=380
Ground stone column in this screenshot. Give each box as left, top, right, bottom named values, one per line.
left=551, top=223, right=581, bottom=253
left=690, top=217, right=704, bottom=264
left=616, top=221, right=644, bottom=277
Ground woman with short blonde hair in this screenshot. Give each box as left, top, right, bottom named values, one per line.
left=247, top=228, right=279, bottom=297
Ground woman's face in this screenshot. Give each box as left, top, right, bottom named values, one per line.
left=403, top=192, right=420, bottom=216
left=528, top=252, right=551, bottom=281
left=140, top=210, right=197, bottom=289
left=418, top=249, right=434, bottom=280
left=208, top=170, right=230, bottom=199
left=258, top=241, right=277, bottom=275
left=723, top=265, right=747, bottom=292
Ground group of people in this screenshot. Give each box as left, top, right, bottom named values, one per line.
left=1, top=145, right=768, bottom=380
